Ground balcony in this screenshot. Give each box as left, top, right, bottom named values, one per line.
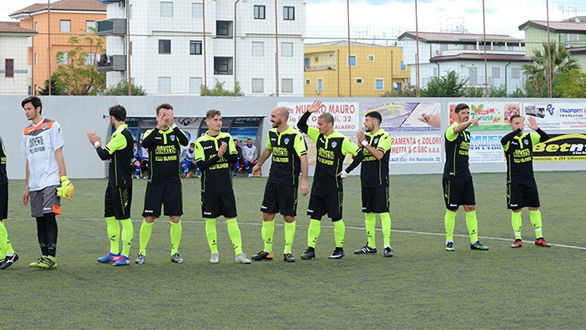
left=304, top=64, right=336, bottom=72
left=97, top=55, right=126, bottom=72
left=97, top=19, right=127, bottom=36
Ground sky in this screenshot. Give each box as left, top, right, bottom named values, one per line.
left=1, top=0, right=584, bottom=41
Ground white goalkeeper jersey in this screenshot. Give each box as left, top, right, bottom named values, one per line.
left=21, top=118, right=64, bottom=191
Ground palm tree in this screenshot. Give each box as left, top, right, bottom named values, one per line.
left=523, top=42, right=580, bottom=96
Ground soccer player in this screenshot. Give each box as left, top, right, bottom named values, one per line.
left=0, top=135, right=19, bottom=270
left=242, top=138, right=258, bottom=177
left=21, top=96, right=74, bottom=270
left=87, top=105, right=135, bottom=266
left=250, top=106, right=310, bottom=262
left=297, top=101, right=360, bottom=260
left=136, top=104, right=188, bottom=264
left=195, top=109, right=251, bottom=264
left=342, top=111, right=394, bottom=257
left=180, top=143, right=200, bottom=178
left=442, top=103, right=488, bottom=252
left=500, top=115, right=551, bottom=248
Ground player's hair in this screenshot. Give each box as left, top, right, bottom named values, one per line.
left=109, top=104, right=127, bottom=122
left=274, top=106, right=290, bottom=119
left=318, top=113, right=334, bottom=124
left=21, top=96, right=42, bottom=113
left=454, top=103, right=469, bottom=113
left=190, top=142, right=195, bottom=147
left=365, top=111, right=382, bottom=124
left=206, top=109, right=221, bottom=119
left=509, top=114, right=522, bottom=121
left=156, top=103, right=173, bottom=115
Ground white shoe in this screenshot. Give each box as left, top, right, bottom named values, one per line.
left=209, top=253, right=219, bottom=264
left=235, top=253, right=251, bottom=264
left=247, top=173, right=253, bottom=178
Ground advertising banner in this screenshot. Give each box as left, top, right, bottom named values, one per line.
left=389, top=134, right=442, bottom=163
left=449, top=103, right=521, bottom=131
left=278, top=102, right=360, bottom=131
left=523, top=103, right=586, bottom=130
left=469, top=133, right=505, bottom=163
left=362, top=102, right=441, bottom=131
left=533, top=134, right=586, bottom=161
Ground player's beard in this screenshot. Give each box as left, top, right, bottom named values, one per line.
left=272, top=119, right=281, bottom=128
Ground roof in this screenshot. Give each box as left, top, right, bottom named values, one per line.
left=429, top=53, right=531, bottom=63
left=0, top=21, right=36, bottom=35
left=305, top=40, right=388, bottom=48
left=398, top=31, right=523, bottom=43
left=518, top=20, right=586, bottom=33
left=10, top=0, right=106, bottom=18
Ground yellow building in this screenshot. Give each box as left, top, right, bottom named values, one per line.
left=304, top=41, right=410, bottom=97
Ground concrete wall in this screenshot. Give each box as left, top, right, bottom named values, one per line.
left=0, top=95, right=584, bottom=180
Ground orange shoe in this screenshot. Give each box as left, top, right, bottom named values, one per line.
left=511, top=239, right=523, bottom=248
left=535, top=237, right=552, bottom=247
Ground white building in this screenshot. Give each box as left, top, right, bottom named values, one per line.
left=398, top=31, right=529, bottom=93
left=98, top=0, right=305, bottom=96
left=0, top=22, right=36, bottom=95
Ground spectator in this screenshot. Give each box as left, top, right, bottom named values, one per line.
left=132, top=142, right=149, bottom=178
left=242, top=138, right=258, bottom=177
left=180, top=142, right=200, bottom=178
left=233, top=139, right=244, bottom=175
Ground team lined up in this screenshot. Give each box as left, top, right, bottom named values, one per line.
left=0, top=97, right=551, bottom=270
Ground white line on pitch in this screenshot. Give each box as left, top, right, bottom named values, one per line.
left=12, top=217, right=586, bottom=251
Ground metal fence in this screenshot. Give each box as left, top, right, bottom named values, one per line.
left=1, top=0, right=585, bottom=98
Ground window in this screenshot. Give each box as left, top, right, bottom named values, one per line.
left=281, top=78, right=293, bottom=93
left=511, top=67, right=520, bottom=80
left=34, top=22, right=38, bottom=31
left=190, top=40, right=202, bottom=55
left=5, top=59, right=14, bottom=78
left=216, top=21, right=233, bottom=37
left=57, top=52, right=68, bottom=65
left=304, top=58, right=310, bottom=67
left=34, top=53, right=37, bottom=65
left=440, top=43, right=449, bottom=51
left=400, top=60, right=406, bottom=70
left=252, top=41, right=264, bottom=57
left=160, top=2, right=174, bottom=17
left=317, top=78, right=323, bottom=90
left=86, top=20, right=96, bottom=32
left=568, top=33, right=579, bottom=42
left=468, top=67, right=478, bottom=85
left=159, top=39, right=171, bottom=54
left=281, top=42, right=293, bottom=57
left=190, top=77, right=202, bottom=94
left=252, top=78, right=264, bottom=93
left=375, top=78, right=384, bottom=90
left=283, top=6, right=295, bottom=20
left=192, top=3, right=203, bottom=18
left=60, top=20, right=70, bottom=32
left=254, top=5, right=266, bottom=19
left=305, top=79, right=311, bottom=85
left=158, top=77, right=171, bottom=93
left=492, top=67, right=501, bottom=79
left=367, top=55, right=375, bottom=62
left=348, top=55, right=356, bottom=67
left=214, top=57, right=233, bottom=75
left=355, top=78, right=363, bottom=84
left=84, top=53, right=96, bottom=65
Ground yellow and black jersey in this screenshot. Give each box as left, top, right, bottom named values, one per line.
left=0, top=136, right=6, bottom=181
left=266, top=126, right=307, bottom=187
left=95, top=124, right=135, bottom=187
left=194, top=131, right=238, bottom=194
left=501, top=128, right=549, bottom=183
left=142, top=126, right=189, bottom=182
left=360, top=129, right=392, bottom=188
left=443, top=122, right=471, bottom=178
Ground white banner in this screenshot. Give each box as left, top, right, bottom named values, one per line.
left=469, top=133, right=506, bottom=163
left=389, top=134, right=442, bottom=163
left=523, top=102, right=586, bottom=130
left=278, top=102, right=360, bottom=131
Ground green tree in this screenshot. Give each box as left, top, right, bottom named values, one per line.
left=200, top=81, right=244, bottom=96
left=53, top=33, right=106, bottom=95
left=38, top=73, right=67, bottom=95
left=522, top=42, right=580, bottom=97
left=421, top=71, right=467, bottom=97
left=381, top=88, right=416, bottom=97
left=102, top=80, right=147, bottom=96
left=553, top=69, right=586, bottom=98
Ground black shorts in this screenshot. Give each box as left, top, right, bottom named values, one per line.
left=307, top=186, right=343, bottom=220
left=201, top=189, right=238, bottom=219
left=0, top=179, right=7, bottom=220
left=442, top=175, right=475, bottom=210
left=507, top=181, right=540, bottom=209
left=362, top=187, right=389, bottom=213
left=105, top=184, right=132, bottom=220
left=260, top=182, right=298, bottom=217
left=143, top=180, right=183, bottom=218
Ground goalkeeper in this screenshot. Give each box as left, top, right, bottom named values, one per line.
left=21, top=96, right=73, bottom=270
